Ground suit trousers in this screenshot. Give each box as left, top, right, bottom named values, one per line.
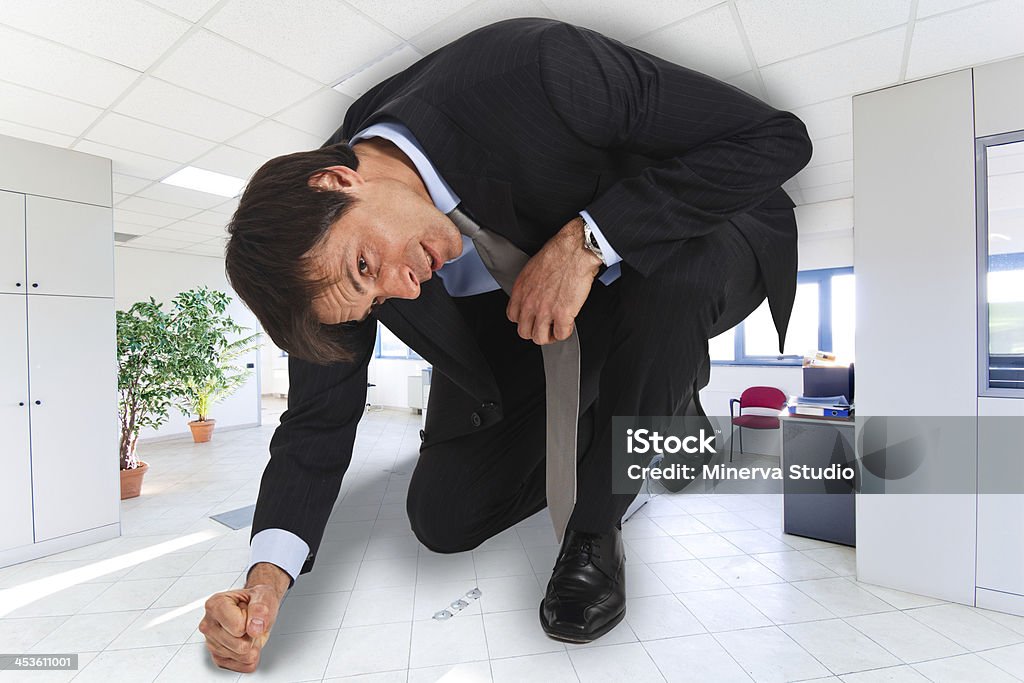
left=406, top=216, right=771, bottom=553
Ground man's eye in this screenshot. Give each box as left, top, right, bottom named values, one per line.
left=358, top=256, right=368, bottom=274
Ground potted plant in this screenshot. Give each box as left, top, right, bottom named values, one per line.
left=116, top=298, right=178, bottom=499
left=169, top=287, right=260, bottom=443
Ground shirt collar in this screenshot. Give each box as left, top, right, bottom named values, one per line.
left=348, top=121, right=461, bottom=214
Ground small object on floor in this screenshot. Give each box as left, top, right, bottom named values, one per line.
left=209, top=504, right=256, bottom=530
left=432, top=586, right=482, bottom=621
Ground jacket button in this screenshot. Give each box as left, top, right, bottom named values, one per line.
left=470, top=412, right=482, bottom=427
left=481, top=401, right=497, bottom=410
left=419, top=429, right=426, bottom=442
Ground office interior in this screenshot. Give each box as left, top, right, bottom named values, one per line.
left=1, top=1, right=1023, bottom=681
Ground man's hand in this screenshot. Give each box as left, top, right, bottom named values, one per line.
left=199, top=562, right=290, bottom=673
left=506, top=216, right=603, bottom=344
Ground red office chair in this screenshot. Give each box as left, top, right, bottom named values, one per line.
left=729, top=386, right=787, bottom=462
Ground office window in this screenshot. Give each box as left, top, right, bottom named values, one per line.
left=709, top=267, right=855, bottom=366
left=977, top=131, right=1024, bottom=394
left=375, top=322, right=424, bottom=360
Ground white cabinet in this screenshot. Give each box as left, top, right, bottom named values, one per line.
left=0, top=190, right=25, bottom=294
left=26, top=196, right=113, bottom=298
left=0, top=134, right=117, bottom=567
left=28, top=296, right=119, bottom=541
left=0, top=294, right=34, bottom=552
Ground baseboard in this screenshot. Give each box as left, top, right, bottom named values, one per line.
left=0, top=523, right=120, bottom=569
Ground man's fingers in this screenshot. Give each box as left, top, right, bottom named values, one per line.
left=206, top=593, right=248, bottom=638
left=552, top=318, right=574, bottom=342
left=245, top=589, right=281, bottom=643
left=203, top=621, right=254, bottom=656
left=211, top=651, right=259, bottom=674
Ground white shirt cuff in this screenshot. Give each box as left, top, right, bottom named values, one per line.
left=248, top=528, right=310, bottom=587
left=579, top=210, right=622, bottom=267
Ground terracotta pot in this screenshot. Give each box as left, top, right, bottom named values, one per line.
left=189, top=419, right=216, bottom=443
left=120, top=460, right=149, bottom=500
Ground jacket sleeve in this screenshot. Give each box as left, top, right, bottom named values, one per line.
left=250, top=317, right=377, bottom=576
left=538, top=22, right=812, bottom=278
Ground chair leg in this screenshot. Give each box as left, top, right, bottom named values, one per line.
left=739, top=426, right=743, bottom=455
left=729, top=423, right=734, bottom=463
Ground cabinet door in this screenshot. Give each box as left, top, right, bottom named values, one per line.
left=28, top=295, right=119, bottom=542
left=25, top=196, right=113, bottom=298
left=978, top=415, right=1024, bottom=597
left=0, top=294, right=34, bottom=551
left=0, top=191, right=26, bottom=294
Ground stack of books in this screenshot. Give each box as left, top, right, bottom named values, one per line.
left=787, top=394, right=853, bottom=418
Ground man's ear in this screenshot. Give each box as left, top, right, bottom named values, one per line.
left=308, top=165, right=362, bottom=192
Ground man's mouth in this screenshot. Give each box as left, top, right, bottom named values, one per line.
left=422, top=243, right=441, bottom=272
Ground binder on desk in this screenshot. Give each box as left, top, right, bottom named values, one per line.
left=789, top=405, right=852, bottom=418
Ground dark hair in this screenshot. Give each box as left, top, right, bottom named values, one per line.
left=225, top=142, right=362, bottom=365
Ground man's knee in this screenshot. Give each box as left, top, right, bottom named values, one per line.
left=406, top=474, right=483, bottom=554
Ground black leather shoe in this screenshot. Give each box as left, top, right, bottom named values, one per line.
left=539, top=525, right=626, bottom=643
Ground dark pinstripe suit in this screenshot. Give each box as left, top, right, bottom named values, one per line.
left=251, top=18, right=813, bottom=573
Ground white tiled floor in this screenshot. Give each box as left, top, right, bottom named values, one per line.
left=2, top=406, right=1024, bottom=682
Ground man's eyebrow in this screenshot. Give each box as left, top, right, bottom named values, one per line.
left=344, top=247, right=366, bottom=296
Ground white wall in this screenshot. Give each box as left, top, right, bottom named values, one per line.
left=368, top=355, right=429, bottom=409
left=114, top=247, right=261, bottom=441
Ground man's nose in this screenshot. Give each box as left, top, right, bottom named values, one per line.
left=381, top=263, right=421, bottom=299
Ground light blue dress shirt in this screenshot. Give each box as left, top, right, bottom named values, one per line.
left=247, top=121, right=623, bottom=586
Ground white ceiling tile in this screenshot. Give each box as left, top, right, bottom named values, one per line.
left=787, top=188, right=805, bottom=205
left=214, top=197, right=240, bottom=215
left=126, top=234, right=197, bottom=249
left=907, top=0, right=1024, bottom=80
left=166, top=220, right=229, bottom=236
left=114, top=78, right=263, bottom=142
left=788, top=96, right=853, bottom=140
left=205, top=0, right=401, bottom=84
left=192, top=145, right=268, bottom=181
left=0, top=80, right=102, bottom=137
left=333, top=46, right=422, bottom=99
left=153, top=29, right=321, bottom=116
left=794, top=160, right=853, bottom=189
left=916, top=0, right=990, bottom=19
left=113, top=222, right=156, bottom=236
left=114, top=208, right=177, bottom=228
left=0, top=0, right=190, bottom=71
left=409, top=0, right=555, bottom=54
left=736, top=0, right=911, bottom=67
left=135, top=183, right=227, bottom=210
left=85, top=113, right=216, bottom=163
left=801, top=181, right=854, bottom=204
left=793, top=198, right=854, bottom=233
left=805, top=133, right=853, bottom=169
left=633, top=5, right=751, bottom=81
left=760, top=27, right=905, bottom=110
left=725, top=71, right=767, bottom=99
left=228, top=120, right=323, bottom=158
left=113, top=174, right=153, bottom=195
left=113, top=192, right=130, bottom=205
left=117, top=196, right=200, bottom=219
left=0, top=25, right=140, bottom=108
left=189, top=210, right=231, bottom=226
left=178, top=246, right=225, bottom=258
left=146, top=0, right=221, bottom=22
left=73, top=140, right=181, bottom=179
left=346, top=0, right=477, bottom=40
left=544, top=0, right=719, bottom=42
left=145, top=228, right=209, bottom=244
left=0, top=120, right=76, bottom=148
left=275, top=88, right=354, bottom=138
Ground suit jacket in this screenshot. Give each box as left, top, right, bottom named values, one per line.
left=251, top=18, right=813, bottom=574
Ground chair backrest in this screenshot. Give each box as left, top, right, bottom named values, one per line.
left=739, top=386, right=787, bottom=410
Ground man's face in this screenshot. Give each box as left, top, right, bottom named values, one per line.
left=306, top=170, right=463, bottom=325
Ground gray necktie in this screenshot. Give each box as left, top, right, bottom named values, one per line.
left=446, top=205, right=580, bottom=545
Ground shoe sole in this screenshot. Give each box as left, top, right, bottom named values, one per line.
left=538, top=602, right=626, bottom=644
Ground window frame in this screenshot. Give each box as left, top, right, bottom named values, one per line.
left=374, top=321, right=424, bottom=360
left=976, top=129, right=1024, bottom=397
left=711, top=266, right=855, bottom=367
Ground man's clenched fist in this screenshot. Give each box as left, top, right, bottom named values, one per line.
left=199, top=562, right=290, bottom=673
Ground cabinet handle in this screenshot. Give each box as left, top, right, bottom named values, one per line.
left=31, top=283, right=39, bottom=288
left=15, top=282, right=22, bottom=287
left=34, top=400, right=41, bottom=405
left=18, top=401, right=25, bottom=406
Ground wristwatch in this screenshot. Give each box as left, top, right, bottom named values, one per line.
left=581, top=217, right=605, bottom=263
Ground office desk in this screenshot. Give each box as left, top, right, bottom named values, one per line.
left=781, top=414, right=856, bottom=546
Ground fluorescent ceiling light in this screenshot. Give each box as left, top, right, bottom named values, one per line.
left=162, top=166, right=246, bottom=198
